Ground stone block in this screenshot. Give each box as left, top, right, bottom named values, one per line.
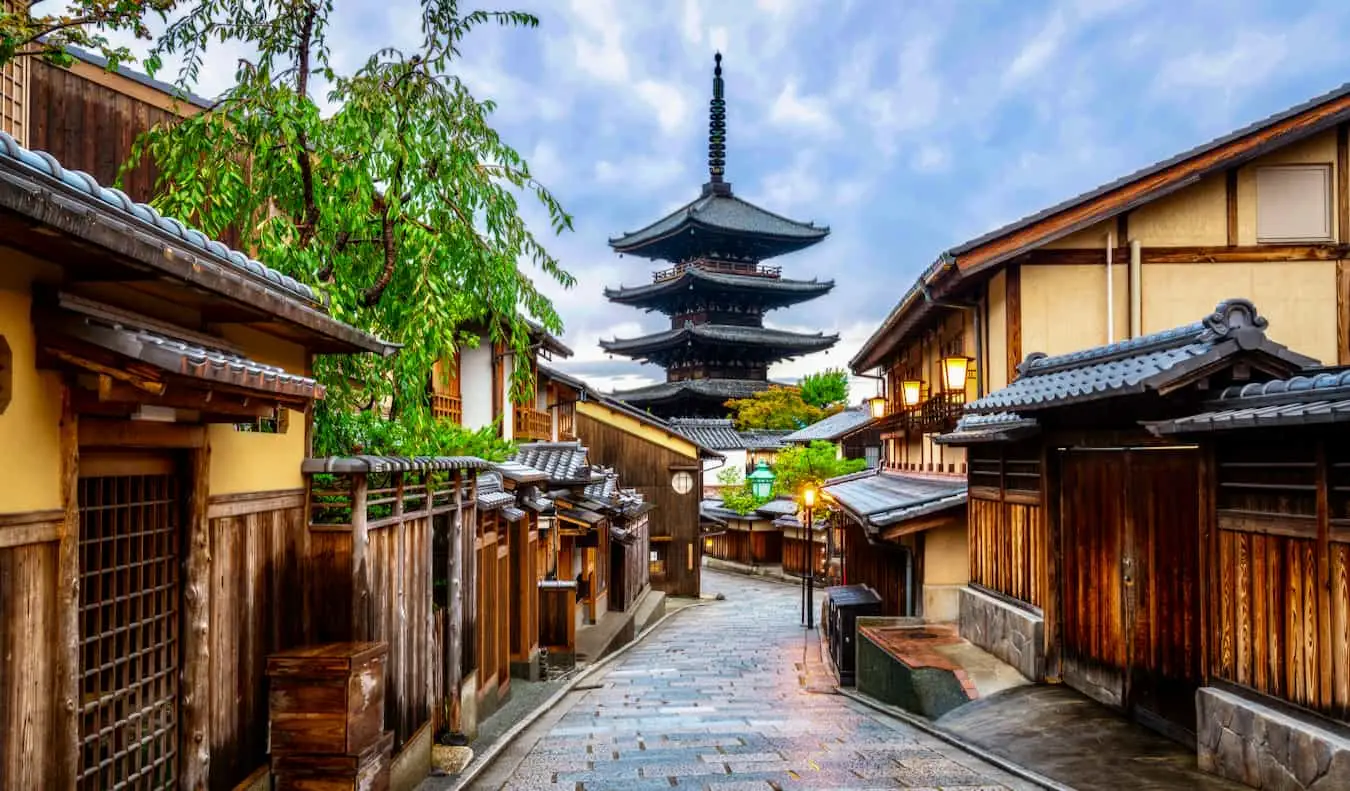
left=957, top=586, right=1044, bottom=681
left=1196, top=687, right=1350, bottom=790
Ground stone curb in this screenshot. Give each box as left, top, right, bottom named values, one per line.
left=836, top=687, right=1076, bottom=791
left=440, top=598, right=720, bottom=791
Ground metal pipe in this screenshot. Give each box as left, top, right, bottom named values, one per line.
left=1106, top=232, right=1115, bottom=344
left=903, top=545, right=915, bottom=617
left=1130, top=239, right=1143, bottom=338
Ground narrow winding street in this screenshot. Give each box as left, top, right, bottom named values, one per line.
left=477, top=570, right=1032, bottom=790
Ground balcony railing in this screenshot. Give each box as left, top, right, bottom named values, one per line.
left=909, top=393, right=964, bottom=435
left=431, top=393, right=462, bottom=424
left=514, top=404, right=553, bottom=441
left=652, top=259, right=783, bottom=282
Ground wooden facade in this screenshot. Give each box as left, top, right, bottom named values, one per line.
left=702, top=518, right=782, bottom=567
left=837, top=516, right=914, bottom=618
left=609, top=514, right=652, bottom=613
left=966, top=443, right=1045, bottom=608
left=781, top=528, right=827, bottom=578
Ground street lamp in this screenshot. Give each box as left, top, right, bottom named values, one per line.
left=748, top=461, right=776, bottom=500
left=901, top=379, right=923, bottom=409
left=941, top=355, right=973, bottom=394
left=801, top=484, right=817, bottom=629
left=866, top=394, right=886, bottom=418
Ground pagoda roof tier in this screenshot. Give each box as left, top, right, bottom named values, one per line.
left=612, top=378, right=771, bottom=416
left=608, top=182, right=828, bottom=263
left=600, top=324, right=838, bottom=364
left=604, top=265, right=834, bottom=313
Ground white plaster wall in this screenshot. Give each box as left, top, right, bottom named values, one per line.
left=460, top=342, right=494, bottom=430
left=705, top=449, right=747, bottom=489
left=500, top=351, right=515, bottom=440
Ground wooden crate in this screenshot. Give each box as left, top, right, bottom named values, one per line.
left=267, top=642, right=388, bottom=755
left=272, top=730, right=393, bottom=791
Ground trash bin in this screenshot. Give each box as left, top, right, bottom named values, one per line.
left=825, top=584, right=882, bottom=686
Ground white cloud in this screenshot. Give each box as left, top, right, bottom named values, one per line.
left=594, top=156, right=687, bottom=191
left=758, top=153, right=823, bottom=212
left=633, top=79, right=693, bottom=136
left=911, top=144, right=950, bottom=174
left=1155, top=29, right=1288, bottom=93
left=769, top=80, right=838, bottom=135
left=1003, top=11, right=1068, bottom=86
left=681, top=0, right=704, bottom=45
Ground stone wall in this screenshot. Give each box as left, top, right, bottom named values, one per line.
left=1197, top=687, right=1350, bottom=790
left=958, top=586, right=1044, bottom=682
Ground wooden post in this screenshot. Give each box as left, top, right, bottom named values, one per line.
left=1316, top=440, right=1333, bottom=711
left=447, top=471, right=464, bottom=733
left=183, top=442, right=212, bottom=790
left=56, top=387, right=79, bottom=790
left=1041, top=444, right=1063, bottom=683
left=352, top=473, right=371, bottom=641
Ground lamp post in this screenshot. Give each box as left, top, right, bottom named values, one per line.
left=802, top=485, right=816, bottom=629
left=747, top=461, right=776, bottom=500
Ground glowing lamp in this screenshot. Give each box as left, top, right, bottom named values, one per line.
left=901, top=380, right=923, bottom=408
left=802, top=486, right=817, bottom=508
left=704, top=536, right=714, bottom=551
left=941, top=355, right=972, bottom=393
left=747, top=461, right=777, bottom=499
left=867, top=395, right=887, bottom=418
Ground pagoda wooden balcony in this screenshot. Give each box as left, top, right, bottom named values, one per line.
left=514, top=404, right=553, bottom=441
left=431, top=392, right=462, bottom=424
left=652, top=259, right=783, bottom=282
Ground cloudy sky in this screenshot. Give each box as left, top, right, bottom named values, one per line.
left=141, top=0, right=1350, bottom=396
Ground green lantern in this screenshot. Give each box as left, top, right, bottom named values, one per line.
left=747, top=461, right=776, bottom=500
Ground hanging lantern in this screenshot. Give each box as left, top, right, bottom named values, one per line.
left=901, top=379, right=923, bottom=408
left=747, top=461, right=777, bottom=499
left=941, top=355, right=972, bottom=393
left=802, top=485, right=816, bottom=508
left=867, top=395, right=887, bottom=419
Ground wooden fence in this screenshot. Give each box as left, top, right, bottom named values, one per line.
left=609, top=516, right=651, bottom=612
left=967, top=446, right=1045, bottom=609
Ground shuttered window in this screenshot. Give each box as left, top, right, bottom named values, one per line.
left=1256, top=164, right=1333, bottom=243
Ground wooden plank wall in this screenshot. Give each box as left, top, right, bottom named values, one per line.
left=968, top=497, right=1045, bottom=608
left=705, top=530, right=749, bottom=565
left=609, top=517, right=650, bottom=613
left=368, top=514, right=433, bottom=750
left=1211, top=439, right=1350, bottom=721
left=782, top=534, right=825, bottom=578
left=839, top=518, right=911, bottom=617
left=0, top=525, right=60, bottom=789
left=206, top=495, right=308, bottom=791
left=576, top=413, right=701, bottom=596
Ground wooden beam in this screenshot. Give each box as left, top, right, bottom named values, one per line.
left=78, top=418, right=205, bottom=448
left=1006, top=264, right=1022, bottom=379
left=1019, top=244, right=1348, bottom=266
left=1338, top=123, right=1349, bottom=244
left=1042, top=444, right=1063, bottom=683
left=956, top=92, right=1350, bottom=274
left=1197, top=444, right=1215, bottom=685
left=55, top=387, right=79, bottom=790
left=1226, top=169, right=1239, bottom=247
left=0, top=518, right=62, bottom=549
left=182, top=443, right=211, bottom=790
left=1339, top=261, right=1350, bottom=366
left=206, top=488, right=305, bottom=519
left=1316, top=440, right=1333, bottom=711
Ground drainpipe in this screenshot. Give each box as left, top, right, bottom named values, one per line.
left=921, top=288, right=985, bottom=399
left=1106, top=232, right=1115, bottom=344
left=1129, top=239, right=1143, bottom=338
left=903, top=546, right=915, bottom=616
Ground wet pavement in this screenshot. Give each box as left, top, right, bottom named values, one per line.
left=472, top=569, right=1034, bottom=790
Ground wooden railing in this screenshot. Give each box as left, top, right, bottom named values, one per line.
left=908, top=393, right=963, bottom=434
left=514, top=404, right=552, bottom=441
left=431, top=393, right=462, bottom=424
left=652, top=259, right=783, bottom=282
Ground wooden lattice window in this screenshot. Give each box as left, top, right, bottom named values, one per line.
left=0, top=37, right=26, bottom=145
left=233, top=408, right=290, bottom=434
left=1216, top=440, right=1317, bottom=529
left=77, top=467, right=182, bottom=791
left=968, top=444, right=1041, bottom=503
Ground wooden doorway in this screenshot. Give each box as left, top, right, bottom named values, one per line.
left=76, top=452, right=183, bottom=790
left=1060, top=448, right=1202, bottom=741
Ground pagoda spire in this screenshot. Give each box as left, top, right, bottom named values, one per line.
left=708, top=52, right=727, bottom=186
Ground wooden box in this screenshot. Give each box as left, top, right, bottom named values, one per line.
left=267, top=642, right=388, bottom=755
left=272, top=730, right=393, bottom=791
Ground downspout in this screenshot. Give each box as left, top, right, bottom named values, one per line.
left=1106, top=232, right=1115, bottom=344
left=1129, top=239, right=1143, bottom=338
left=903, top=545, right=915, bottom=616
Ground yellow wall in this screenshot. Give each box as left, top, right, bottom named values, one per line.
left=1021, top=264, right=1129, bottom=358
left=1041, top=218, right=1116, bottom=250
left=207, top=325, right=310, bottom=495
left=1129, top=173, right=1227, bottom=246
left=1141, top=261, right=1336, bottom=363
left=923, top=523, right=969, bottom=586
left=576, top=400, right=699, bottom=459
left=986, top=270, right=1008, bottom=391
left=1237, top=129, right=1339, bottom=246
left=0, top=285, right=63, bottom=514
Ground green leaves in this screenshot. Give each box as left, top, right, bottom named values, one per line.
left=130, top=0, right=574, bottom=455
left=725, top=385, right=842, bottom=431
left=800, top=368, right=849, bottom=409
left=1, top=0, right=176, bottom=70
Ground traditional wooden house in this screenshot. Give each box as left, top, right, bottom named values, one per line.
left=699, top=499, right=785, bottom=568
left=782, top=406, right=882, bottom=467
left=668, top=417, right=790, bottom=494
left=0, top=125, right=403, bottom=791
left=937, top=299, right=1317, bottom=749
left=848, top=80, right=1350, bottom=625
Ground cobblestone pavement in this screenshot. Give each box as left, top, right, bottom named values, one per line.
left=485, top=569, right=1030, bottom=790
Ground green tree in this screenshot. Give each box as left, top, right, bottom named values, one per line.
left=772, top=440, right=866, bottom=497
left=725, top=385, right=841, bottom=430
left=1, top=0, right=175, bottom=69
left=800, top=368, right=848, bottom=409
left=126, top=0, right=574, bottom=453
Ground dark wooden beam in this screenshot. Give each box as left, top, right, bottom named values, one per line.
left=1226, top=169, right=1239, bottom=247
left=78, top=417, right=206, bottom=448
left=1338, top=123, right=1349, bottom=244
left=1018, top=244, right=1348, bottom=266
left=182, top=443, right=211, bottom=789
left=88, top=375, right=282, bottom=418
left=1338, top=261, right=1350, bottom=366
left=55, top=387, right=79, bottom=790
left=1006, top=264, right=1022, bottom=380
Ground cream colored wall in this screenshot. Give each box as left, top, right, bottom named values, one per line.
left=1141, top=261, right=1336, bottom=363
left=1236, top=129, right=1339, bottom=245
left=207, top=325, right=309, bottom=495
left=1041, top=218, right=1116, bottom=250
left=986, top=270, right=1008, bottom=391
left=1021, top=264, right=1129, bottom=358
left=1129, top=173, right=1228, bottom=246
left=0, top=283, right=64, bottom=514
left=923, top=523, right=969, bottom=586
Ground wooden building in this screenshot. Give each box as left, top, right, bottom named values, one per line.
left=601, top=54, right=836, bottom=418
left=782, top=406, right=882, bottom=468
left=0, top=124, right=398, bottom=791
left=667, top=417, right=790, bottom=495
left=699, top=499, right=784, bottom=567
left=938, top=299, right=1316, bottom=748
left=847, top=79, right=1350, bottom=627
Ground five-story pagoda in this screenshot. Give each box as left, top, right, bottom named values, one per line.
left=602, top=53, right=838, bottom=418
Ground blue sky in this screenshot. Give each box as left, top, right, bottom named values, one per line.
left=138, top=0, right=1350, bottom=395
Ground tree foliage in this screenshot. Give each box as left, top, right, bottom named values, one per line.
left=725, top=385, right=842, bottom=431
left=125, top=0, right=574, bottom=454
left=800, top=368, right=848, bottom=409
left=0, top=0, right=175, bottom=69
left=313, top=408, right=514, bottom=461
left=772, top=441, right=866, bottom=497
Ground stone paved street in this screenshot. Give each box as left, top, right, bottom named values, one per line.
left=479, top=569, right=1032, bottom=790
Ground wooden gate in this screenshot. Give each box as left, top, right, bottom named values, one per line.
left=76, top=453, right=182, bottom=790
left=1060, top=448, right=1202, bottom=739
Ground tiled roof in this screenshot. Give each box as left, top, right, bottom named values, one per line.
left=965, top=299, right=1315, bottom=415
left=754, top=498, right=799, bottom=518
left=935, top=412, right=1041, bottom=446
left=601, top=324, right=838, bottom=356
left=700, top=499, right=743, bottom=524
left=604, top=267, right=834, bottom=305
left=823, top=469, right=966, bottom=533
left=584, top=467, right=619, bottom=501
left=537, top=363, right=589, bottom=395
left=1151, top=367, right=1350, bottom=434
left=513, top=442, right=591, bottom=485
left=493, top=460, right=550, bottom=484
left=782, top=407, right=874, bottom=443
left=668, top=418, right=746, bottom=450
left=739, top=429, right=791, bottom=450
left=523, top=317, right=573, bottom=359
left=609, top=186, right=828, bottom=252
left=302, top=456, right=491, bottom=474
left=475, top=472, right=516, bottom=510
left=588, top=394, right=724, bottom=459
left=502, top=506, right=527, bottom=522
left=48, top=310, right=320, bottom=399
left=0, top=132, right=318, bottom=305
left=613, top=378, right=770, bottom=405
